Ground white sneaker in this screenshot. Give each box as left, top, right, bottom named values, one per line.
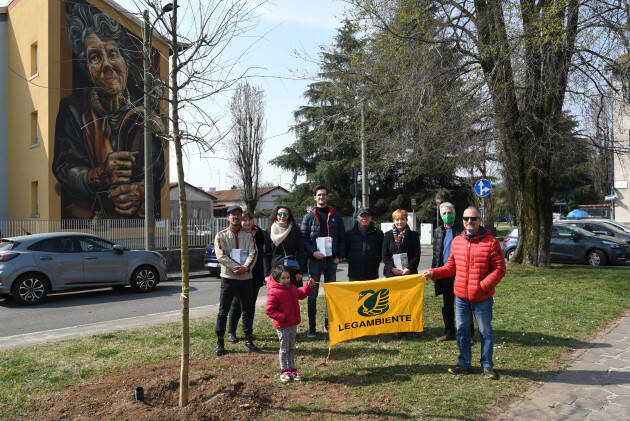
left=291, top=369, right=303, bottom=381
left=280, top=370, right=293, bottom=383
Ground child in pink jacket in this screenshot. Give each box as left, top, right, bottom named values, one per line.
left=265, top=265, right=314, bottom=383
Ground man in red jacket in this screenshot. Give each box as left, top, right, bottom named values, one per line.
left=424, top=206, right=506, bottom=379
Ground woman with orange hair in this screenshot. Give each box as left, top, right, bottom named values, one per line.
left=382, top=208, right=421, bottom=339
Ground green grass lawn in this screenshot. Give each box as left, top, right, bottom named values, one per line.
left=1, top=264, right=629, bottom=419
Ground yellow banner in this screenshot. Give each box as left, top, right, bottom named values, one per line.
left=323, top=274, right=426, bottom=349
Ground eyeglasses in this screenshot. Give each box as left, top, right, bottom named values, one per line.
left=315, top=194, right=328, bottom=197
left=277, top=212, right=289, bottom=217
left=462, top=216, right=480, bottom=222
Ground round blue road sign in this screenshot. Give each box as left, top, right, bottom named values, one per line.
left=474, top=179, right=492, bottom=197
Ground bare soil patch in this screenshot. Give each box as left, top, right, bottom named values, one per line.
left=40, top=354, right=377, bottom=420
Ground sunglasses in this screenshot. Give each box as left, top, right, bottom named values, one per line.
left=277, top=212, right=289, bottom=217
left=462, top=216, right=480, bottom=222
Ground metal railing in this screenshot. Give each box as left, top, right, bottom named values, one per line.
left=0, top=215, right=356, bottom=250
left=0, top=217, right=263, bottom=250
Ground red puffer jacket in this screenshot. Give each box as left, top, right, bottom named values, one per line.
left=265, top=275, right=313, bottom=328
left=430, top=229, right=505, bottom=302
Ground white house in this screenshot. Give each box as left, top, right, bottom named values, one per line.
left=210, top=186, right=289, bottom=215
left=170, top=182, right=216, bottom=219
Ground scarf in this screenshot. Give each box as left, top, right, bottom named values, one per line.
left=270, top=221, right=292, bottom=246
left=393, top=226, right=408, bottom=250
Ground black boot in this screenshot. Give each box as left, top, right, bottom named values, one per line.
left=214, top=336, right=226, bottom=356
left=244, top=334, right=261, bottom=353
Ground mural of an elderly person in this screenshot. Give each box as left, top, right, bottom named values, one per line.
left=53, top=2, right=165, bottom=218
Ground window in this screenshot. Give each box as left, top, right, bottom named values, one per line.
left=0, top=241, right=16, bottom=251
left=30, top=111, right=39, bottom=146
left=30, top=42, right=38, bottom=77
left=31, top=181, right=38, bottom=217
left=77, top=237, right=114, bottom=252
left=28, top=238, right=77, bottom=253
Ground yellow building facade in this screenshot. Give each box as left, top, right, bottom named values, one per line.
left=1, top=0, right=169, bottom=220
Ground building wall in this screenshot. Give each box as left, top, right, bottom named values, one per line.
left=612, top=76, right=630, bottom=223
left=6, top=0, right=51, bottom=218
left=169, top=185, right=214, bottom=219
left=256, top=189, right=288, bottom=211
left=0, top=11, right=8, bottom=220
left=4, top=0, right=170, bottom=219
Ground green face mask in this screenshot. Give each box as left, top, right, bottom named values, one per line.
left=442, top=213, right=455, bottom=225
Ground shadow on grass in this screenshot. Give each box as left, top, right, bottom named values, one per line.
left=316, top=361, right=630, bottom=387
left=492, top=329, right=611, bottom=349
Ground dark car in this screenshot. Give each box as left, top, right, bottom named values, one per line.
left=204, top=244, right=220, bottom=276
left=501, top=224, right=630, bottom=266
left=559, top=221, right=630, bottom=245
left=0, top=232, right=167, bottom=305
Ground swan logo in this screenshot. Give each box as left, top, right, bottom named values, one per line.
left=358, top=289, right=390, bottom=317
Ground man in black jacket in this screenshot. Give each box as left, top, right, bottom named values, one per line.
left=431, top=202, right=466, bottom=342
left=345, top=208, right=384, bottom=281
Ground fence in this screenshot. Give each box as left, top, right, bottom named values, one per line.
left=0, top=217, right=264, bottom=250
left=0, top=215, right=356, bottom=250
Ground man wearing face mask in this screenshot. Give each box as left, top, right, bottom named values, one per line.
left=431, top=202, right=465, bottom=342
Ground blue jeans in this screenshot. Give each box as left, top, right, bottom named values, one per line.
left=455, top=296, right=494, bottom=368
left=307, top=257, right=337, bottom=331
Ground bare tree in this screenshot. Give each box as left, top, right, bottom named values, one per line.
left=132, top=0, right=263, bottom=406
left=228, top=81, right=266, bottom=212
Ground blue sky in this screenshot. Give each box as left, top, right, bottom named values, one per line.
left=118, top=0, right=350, bottom=191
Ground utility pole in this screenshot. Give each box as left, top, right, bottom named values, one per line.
left=360, top=102, right=368, bottom=208
left=143, top=10, right=155, bottom=251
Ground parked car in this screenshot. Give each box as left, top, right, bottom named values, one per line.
left=501, top=224, right=630, bottom=266
left=565, top=218, right=630, bottom=234
left=0, top=232, right=167, bottom=305
left=204, top=244, right=220, bottom=276
left=558, top=220, right=630, bottom=245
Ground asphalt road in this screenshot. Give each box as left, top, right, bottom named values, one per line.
left=0, top=249, right=434, bottom=349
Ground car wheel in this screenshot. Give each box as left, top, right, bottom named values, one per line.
left=209, top=268, right=220, bottom=277
left=586, top=249, right=607, bottom=266
left=505, top=249, right=515, bottom=261
left=11, top=273, right=50, bottom=305
left=130, top=266, right=159, bottom=292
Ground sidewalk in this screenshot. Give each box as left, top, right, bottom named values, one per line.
left=498, top=311, right=630, bottom=420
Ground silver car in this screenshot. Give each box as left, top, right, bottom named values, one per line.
left=0, top=232, right=168, bottom=305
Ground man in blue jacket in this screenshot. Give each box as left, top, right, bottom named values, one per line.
left=301, top=185, right=345, bottom=337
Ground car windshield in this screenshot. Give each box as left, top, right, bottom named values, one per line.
left=0, top=240, right=15, bottom=250
left=563, top=225, right=593, bottom=236
left=600, top=221, right=629, bottom=233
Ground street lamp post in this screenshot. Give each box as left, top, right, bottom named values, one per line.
left=143, top=4, right=173, bottom=250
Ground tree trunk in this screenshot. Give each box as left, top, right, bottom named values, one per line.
left=170, top=0, right=189, bottom=407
